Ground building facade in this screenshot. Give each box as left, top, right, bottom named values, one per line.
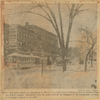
left=4, top=22, right=58, bottom=65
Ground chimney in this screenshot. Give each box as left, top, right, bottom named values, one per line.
left=25, top=22, right=29, bottom=27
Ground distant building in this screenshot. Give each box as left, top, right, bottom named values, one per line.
left=4, top=22, right=59, bottom=65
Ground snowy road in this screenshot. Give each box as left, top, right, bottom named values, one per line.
left=2, top=63, right=97, bottom=89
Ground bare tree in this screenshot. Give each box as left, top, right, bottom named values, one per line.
left=78, top=27, right=97, bottom=71
left=35, top=3, right=85, bottom=72
left=8, top=3, right=86, bottom=72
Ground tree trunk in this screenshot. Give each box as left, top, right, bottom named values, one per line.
left=66, top=19, right=73, bottom=51
left=85, top=43, right=96, bottom=72
left=85, top=53, right=89, bottom=71
left=62, top=50, right=66, bottom=72
left=62, top=57, right=66, bottom=72
left=91, top=49, right=93, bottom=67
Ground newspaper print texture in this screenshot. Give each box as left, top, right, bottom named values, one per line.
left=1, top=2, right=97, bottom=89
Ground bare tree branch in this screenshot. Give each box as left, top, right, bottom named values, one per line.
left=65, top=3, right=70, bottom=11
left=46, top=4, right=59, bottom=30
left=77, top=4, right=83, bottom=10
left=74, top=9, right=88, bottom=16
left=80, top=27, right=97, bottom=44
left=38, top=4, right=57, bottom=31
left=73, top=4, right=84, bottom=17
left=78, top=41, right=89, bottom=49
left=45, top=4, right=62, bottom=47
left=38, top=4, right=51, bottom=19
left=76, top=4, right=79, bottom=9
left=6, top=10, right=50, bottom=22
left=29, top=4, right=63, bottom=49
left=70, top=4, right=75, bottom=18
left=66, top=4, right=75, bottom=51
left=58, top=3, right=64, bottom=47
left=27, top=11, right=51, bottom=21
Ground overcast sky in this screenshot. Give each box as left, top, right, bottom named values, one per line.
left=4, top=3, right=97, bottom=47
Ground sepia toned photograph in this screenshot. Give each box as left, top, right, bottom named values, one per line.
left=2, top=2, right=97, bottom=89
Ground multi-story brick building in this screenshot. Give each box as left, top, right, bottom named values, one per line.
left=4, top=22, right=58, bottom=66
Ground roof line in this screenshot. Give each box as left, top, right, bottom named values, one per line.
left=18, top=24, right=57, bottom=37
left=28, top=24, right=57, bottom=37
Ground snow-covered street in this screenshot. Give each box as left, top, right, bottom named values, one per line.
left=3, top=62, right=97, bottom=89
